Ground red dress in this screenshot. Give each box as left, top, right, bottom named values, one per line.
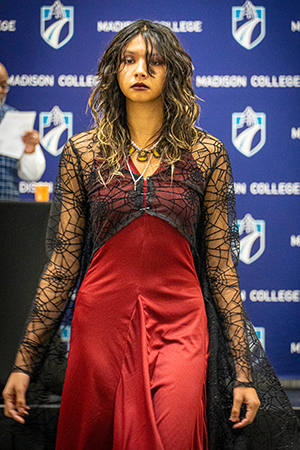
left=55, top=173, right=209, bottom=450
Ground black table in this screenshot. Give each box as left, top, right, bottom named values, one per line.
left=0, top=201, right=51, bottom=389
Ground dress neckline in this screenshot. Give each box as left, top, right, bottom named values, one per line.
left=127, top=157, right=164, bottom=179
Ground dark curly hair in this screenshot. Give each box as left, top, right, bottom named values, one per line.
left=89, top=19, right=200, bottom=184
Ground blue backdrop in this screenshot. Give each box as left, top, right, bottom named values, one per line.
left=1, top=0, right=299, bottom=379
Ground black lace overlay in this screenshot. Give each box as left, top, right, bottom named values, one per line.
left=7, top=129, right=300, bottom=449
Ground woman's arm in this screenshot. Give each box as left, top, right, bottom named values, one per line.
left=197, top=136, right=260, bottom=427
left=3, top=139, right=87, bottom=422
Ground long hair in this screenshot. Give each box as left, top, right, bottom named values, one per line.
left=89, top=19, right=200, bottom=184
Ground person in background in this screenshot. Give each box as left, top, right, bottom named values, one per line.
left=0, top=63, right=46, bottom=201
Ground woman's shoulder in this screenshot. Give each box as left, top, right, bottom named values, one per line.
left=193, top=128, right=225, bottom=155
left=68, top=129, right=97, bottom=152
left=190, top=128, right=228, bottom=173
left=59, top=129, right=98, bottom=168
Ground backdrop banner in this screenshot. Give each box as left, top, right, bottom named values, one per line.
left=1, top=0, right=299, bottom=379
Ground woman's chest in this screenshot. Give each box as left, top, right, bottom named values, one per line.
left=85, top=159, right=206, bottom=245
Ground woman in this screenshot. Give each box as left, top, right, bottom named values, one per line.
left=2, top=20, right=299, bottom=450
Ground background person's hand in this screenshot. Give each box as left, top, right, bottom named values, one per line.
left=230, top=386, right=260, bottom=429
left=22, top=130, right=40, bottom=154
left=2, top=372, right=31, bottom=424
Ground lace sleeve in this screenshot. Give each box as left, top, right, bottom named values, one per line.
left=13, top=139, right=87, bottom=377
left=201, top=139, right=252, bottom=387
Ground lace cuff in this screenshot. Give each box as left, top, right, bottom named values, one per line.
left=12, top=365, right=34, bottom=378
left=234, top=380, right=255, bottom=388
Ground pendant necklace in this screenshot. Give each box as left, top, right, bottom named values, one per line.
left=127, top=153, right=153, bottom=191
left=129, top=139, right=161, bottom=163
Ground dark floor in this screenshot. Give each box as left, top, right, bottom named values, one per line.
left=286, top=389, right=300, bottom=410
left=0, top=391, right=299, bottom=449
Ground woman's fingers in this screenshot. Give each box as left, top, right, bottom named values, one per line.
left=230, top=387, right=260, bottom=429
left=4, top=389, right=26, bottom=423
left=2, top=372, right=31, bottom=424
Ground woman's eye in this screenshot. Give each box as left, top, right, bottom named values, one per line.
left=125, top=58, right=134, bottom=64
left=150, top=58, right=164, bottom=66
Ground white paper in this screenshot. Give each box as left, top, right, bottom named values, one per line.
left=0, top=111, right=37, bottom=159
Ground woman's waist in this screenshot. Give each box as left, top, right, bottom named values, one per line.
left=86, top=215, right=200, bottom=287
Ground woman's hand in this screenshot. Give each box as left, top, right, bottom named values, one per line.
left=2, top=372, right=31, bottom=424
left=230, top=386, right=260, bottom=429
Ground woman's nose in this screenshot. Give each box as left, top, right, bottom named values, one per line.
left=134, top=58, right=147, bottom=77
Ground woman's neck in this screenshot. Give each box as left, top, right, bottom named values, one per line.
left=126, top=99, right=164, bottom=147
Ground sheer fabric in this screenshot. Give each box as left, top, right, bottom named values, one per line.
left=6, top=129, right=300, bottom=449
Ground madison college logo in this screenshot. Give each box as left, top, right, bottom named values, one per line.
left=232, top=1, right=266, bottom=49
left=238, top=214, right=265, bottom=264
left=39, top=106, right=73, bottom=156
left=41, top=0, right=74, bottom=49
left=232, top=106, right=266, bottom=157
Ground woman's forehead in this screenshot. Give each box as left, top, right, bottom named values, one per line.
left=123, top=34, right=158, bottom=54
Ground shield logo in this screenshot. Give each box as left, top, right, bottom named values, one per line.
left=41, top=1, right=74, bottom=49
left=232, top=106, right=266, bottom=157
left=39, top=106, right=73, bottom=156
left=254, top=327, right=265, bottom=349
left=238, top=214, right=265, bottom=264
left=232, top=1, right=266, bottom=50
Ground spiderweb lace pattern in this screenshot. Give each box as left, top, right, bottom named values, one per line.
left=6, top=129, right=300, bottom=449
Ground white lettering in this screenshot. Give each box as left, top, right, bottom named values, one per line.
left=113, top=21, right=123, bottom=32
left=291, top=127, right=300, bottom=139
left=250, top=290, right=300, bottom=302
left=171, top=21, right=180, bottom=32
left=250, top=182, right=300, bottom=195
left=195, top=75, right=247, bottom=88
left=58, top=74, right=98, bottom=87
left=97, top=20, right=202, bottom=33
left=234, top=182, right=247, bottom=195
left=291, top=343, right=300, bottom=354
left=241, top=290, right=246, bottom=302
left=291, top=21, right=300, bottom=32
left=251, top=75, right=300, bottom=88
left=0, top=20, right=16, bottom=31
left=179, top=21, right=186, bottom=32
left=19, top=181, right=53, bottom=194
left=170, top=21, right=202, bottom=33
left=7, top=74, right=54, bottom=87
left=97, top=20, right=132, bottom=32
left=159, top=20, right=203, bottom=32
left=291, top=235, right=300, bottom=247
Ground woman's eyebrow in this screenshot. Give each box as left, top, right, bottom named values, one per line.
left=123, top=49, right=162, bottom=55
left=151, top=50, right=164, bottom=57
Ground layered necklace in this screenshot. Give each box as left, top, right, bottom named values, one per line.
left=127, top=153, right=153, bottom=191
left=129, top=139, right=161, bottom=163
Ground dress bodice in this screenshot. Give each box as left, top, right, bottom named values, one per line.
left=87, top=153, right=204, bottom=252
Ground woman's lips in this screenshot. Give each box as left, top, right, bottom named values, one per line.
left=131, top=83, right=149, bottom=90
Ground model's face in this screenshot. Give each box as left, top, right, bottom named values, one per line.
left=117, top=34, right=166, bottom=106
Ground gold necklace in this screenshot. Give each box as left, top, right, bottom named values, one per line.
left=129, top=139, right=161, bottom=162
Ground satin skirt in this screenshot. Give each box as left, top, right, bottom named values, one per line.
left=55, top=215, right=209, bottom=450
